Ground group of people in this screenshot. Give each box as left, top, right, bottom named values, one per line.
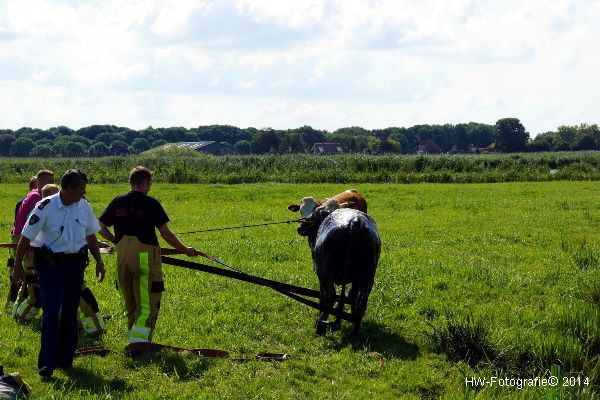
left=5, top=166, right=201, bottom=378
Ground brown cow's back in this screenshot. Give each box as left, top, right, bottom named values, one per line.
left=326, top=189, right=368, bottom=214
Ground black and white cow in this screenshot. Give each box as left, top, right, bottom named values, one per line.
left=297, top=201, right=381, bottom=335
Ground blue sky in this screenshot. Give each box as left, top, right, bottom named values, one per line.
left=0, top=0, right=598, bottom=135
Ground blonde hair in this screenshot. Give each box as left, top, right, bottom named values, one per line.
left=41, top=183, right=60, bottom=198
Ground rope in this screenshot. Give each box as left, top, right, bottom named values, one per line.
left=174, top=219, right=305, bottom=235
left=161, top=256, right=354, bottom=322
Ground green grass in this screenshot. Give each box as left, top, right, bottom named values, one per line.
left=1, top=181, right=600, bottom=398
left=1, top=151, right=600, bottom=184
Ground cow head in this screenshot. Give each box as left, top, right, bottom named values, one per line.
left=297, top=199, right=341, bottom=250
left=288, top=196, right=319, bottom=219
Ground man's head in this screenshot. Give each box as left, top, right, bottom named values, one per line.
left=129, top=166, right=153, bottom=194
left=60, top=169, right=88, bottom=205
left=29, top=176, right=38, bottom=191
left=36, top=170, right=54, bottom=191
left=41, top=184, right=60, bottom=198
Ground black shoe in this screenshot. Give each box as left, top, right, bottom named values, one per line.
left=38, top=366, right=54, bottom=378
left=56, top=363, right=72, bottom=370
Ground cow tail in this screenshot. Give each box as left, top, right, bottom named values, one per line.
left=337, top=219, right=355, bottom=320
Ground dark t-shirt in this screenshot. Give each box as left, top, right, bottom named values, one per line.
left=99, top=191, right=169, bottom=246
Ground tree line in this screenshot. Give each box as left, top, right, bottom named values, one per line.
left=0, top=118, right=598, bottom=157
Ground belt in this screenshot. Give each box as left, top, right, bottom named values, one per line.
left=53, top=252, right=84, bottom=259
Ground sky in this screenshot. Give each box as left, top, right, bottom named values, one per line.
left=0, top=0, right=599, bottom=135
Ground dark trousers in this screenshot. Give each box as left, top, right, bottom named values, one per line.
left=37, top=256, right=85, bottom=369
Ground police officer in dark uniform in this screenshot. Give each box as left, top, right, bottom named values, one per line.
left=12, top=169, right=105, bottom=378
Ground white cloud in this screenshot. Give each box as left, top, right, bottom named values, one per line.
left=0, top=0, right=598, bottom=133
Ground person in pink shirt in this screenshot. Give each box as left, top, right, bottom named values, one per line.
left=5, top=176, right=37, bottom=314
left=13, top=170, right=55, bottom=236
left=11, top=170, right=54, bottom=322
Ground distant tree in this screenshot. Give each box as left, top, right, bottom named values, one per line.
left=294, top=125, right=325, bottom=147
left=553, top=125, right=577, bottom=151
left=453, top=124, right=469, bottom=150
left=279, top=132, right=305, bottom=153
left=97, top=132, right=126, bottom=146
left=30, top=144, right=54, bottom=158
left=151, top=139, right=167, bottom=148
left=527, top=134, right=552, bottom=152
left=131, top=138, right=150, bottom=153
left=466, top=123, right=495, bottom=148
left=119, top=129, right=140, bottom=144
left=66, top=135, right=92, bottom=147
left=183, top=132, right=199, bottom=142
left=66, top=142, right=87, bottom=157
left=52, top=140, right=67, bottom=157
left=420, top=139, right=442, bottom=154
left=379, top=138, right=399, bottom=153
left=54, top=125, right=74, bottom=136
left=234, top=140, right=251, bottom=154
left=10, top=136, right=35, bottom=156
left=577, top=123, right=600, bottom=147
left=334, top=126, right=371, bottom=136
left=197, top=125, right=248, bottom=144
left=366, top=137, right=381, bottom=153
left=0, top=134, right=15, bottom=156
left=161, top=127, right=188, bottom=143
left=110, top=140, right=131, bottom=155
left=494, top=118, right=529, bottom=152
left=574, top=135, right=596, bottom=151
left=36, top=138, right=52, bottom=147
left=89, top=142, right=110, bottom=157
left=47, top=126, right=73, bottom=139
left=77, top=124, right=121, bottom=140
left=251, top=129, right=279, bottom=154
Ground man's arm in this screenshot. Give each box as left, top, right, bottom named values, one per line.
left=98, top=221, right=116, bottom=243
left=11, top=236, right=31, bottom=285
left=158, top=223, right=198, bottom=257
left=86, top=234, right=105, bottom=283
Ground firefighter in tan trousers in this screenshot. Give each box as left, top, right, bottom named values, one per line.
left=98, top=166, right=200, bottom=343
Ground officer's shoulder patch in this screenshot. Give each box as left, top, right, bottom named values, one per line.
left=29, top=214, right=40, bottom=225
left=37, top=199, right=51, bottom=210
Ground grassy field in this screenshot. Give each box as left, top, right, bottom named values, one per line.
left=1, top=181, right=600, bottom=399
left=1, top=151, right=600, bottom=184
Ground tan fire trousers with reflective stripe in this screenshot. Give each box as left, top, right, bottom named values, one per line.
left=12, top=234, right=39, bottom=321
left=115, top=235, right=163, bottom=343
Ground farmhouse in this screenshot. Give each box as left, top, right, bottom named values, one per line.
left=157, top=141, right=234, bottom=155
left=311, top=142, right=344, bottom=155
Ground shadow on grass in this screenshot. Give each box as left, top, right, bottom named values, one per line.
left=124, top=351, right=212, bottom=381
left=327, top=321, right=420, bottom=360
left=45, top=366, right=132, bottom=396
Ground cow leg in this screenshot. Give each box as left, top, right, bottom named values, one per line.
left=351, top=282, right=373, bottom=336
left=348, top=284, right=357, bottom=315
left=316, top=279, right=335, bottom=335
left=330, top=283, right=346, bottom=331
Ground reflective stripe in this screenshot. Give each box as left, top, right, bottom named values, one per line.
left=80, top=312, right=105, bottom=334
left=128, top=336, right=149, bottom=343
left=134, top=252, right=150, bottom=332
left=16, top=300, right=39, bottom=321
left=81, top=317, right=96, bottom=332
left=96, top=312, right=106, bottom=329
left=129, top=326, right=151, bottom=342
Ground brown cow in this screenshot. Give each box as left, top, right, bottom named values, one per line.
left=288, top=189, right=367, bottom=219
